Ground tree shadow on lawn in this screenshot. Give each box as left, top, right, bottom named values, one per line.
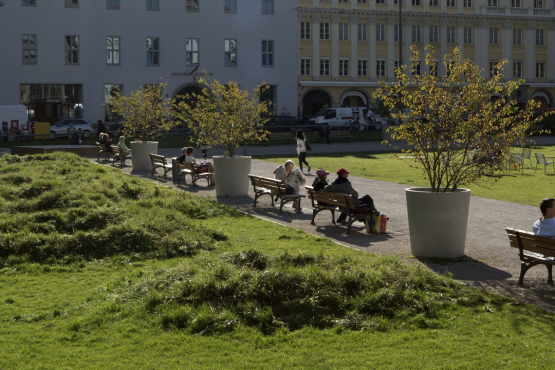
left=418, top=256, right=555, bottom=313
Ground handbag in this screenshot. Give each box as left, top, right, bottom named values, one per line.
left=196, top=164, right=208, bottom=174
left=305, top=139, right=312, bottom=151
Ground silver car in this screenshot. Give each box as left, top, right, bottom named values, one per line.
left=50, top=119, right=94, bottom=139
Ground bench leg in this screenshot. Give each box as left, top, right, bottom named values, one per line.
left=296, top=198, right=302, bottom=213
left=311, top=210, right=317, bottom=225
left=279, top=198, right=285, bottom=213
left=152, top=166, right=155, bottom=176
left=547, top=264, right=554, bottom=285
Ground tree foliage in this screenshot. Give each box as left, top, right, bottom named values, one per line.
left=375, top=46, right=552, bottom=192
left=106, top=81, right=177, bottom=142
left=172, top=75, right=271, bottom=158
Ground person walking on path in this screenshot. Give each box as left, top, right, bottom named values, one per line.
left=97, top=120, right=106, bottom=138
left=319, top=123, right=331, bottom=145
left=533, top=198, right=555, bottom=238
left=296, top=130, right=311, bottom=172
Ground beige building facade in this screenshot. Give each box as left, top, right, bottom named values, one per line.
left=297, top=0, right=555, bottom=119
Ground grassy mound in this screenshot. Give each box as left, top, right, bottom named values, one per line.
left=0, top=153, right=232, bottom=265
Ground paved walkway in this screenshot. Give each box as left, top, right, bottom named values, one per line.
left=95, top=138, right=555, bottom=312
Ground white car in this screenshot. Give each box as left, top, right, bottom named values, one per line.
left=50, top=119, right=94, bottom=138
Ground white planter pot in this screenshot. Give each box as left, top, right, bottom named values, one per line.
left=212, top=156, right=252, bottom=197
left=130, top=141, right=158, bottom=171
left=406, top=187, right=471, bottom=258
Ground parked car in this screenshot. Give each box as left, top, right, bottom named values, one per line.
left=50, top=119, right=94, bottom=139
left=312, top=108, right=355, bottom=129
left=266, top=115, right=298, bottom=132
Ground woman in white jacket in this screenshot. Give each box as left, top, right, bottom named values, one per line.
left=296, top=130, right=311, bottom=172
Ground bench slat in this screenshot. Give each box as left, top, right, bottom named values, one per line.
left=506, top=228, right=555, bottom=285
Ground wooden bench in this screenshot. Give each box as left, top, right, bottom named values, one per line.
left=306, top=186, right=371, bottom=234
left=317, top=130, right=352, bottom=143
left=248, top=174, right=305, bottom=213
left=506, top=228, right=555, bottom=286
left=96, top=142, right=113, bottom=161
left=176, top=161, right=212, bottom=186
left=110, top=145, right=132, bottom=166
left=266, top=132, right=294, bottom=145
left=149, top=153, right=172, bottom=179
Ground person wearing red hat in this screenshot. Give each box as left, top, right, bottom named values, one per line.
left=323, top=168, right=375, bottom=223
left=312, top=169, right=330, bottom=191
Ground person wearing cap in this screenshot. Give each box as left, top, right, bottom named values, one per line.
left=324, top=168, right=375, bottom=223
left=312, top=169, right=330, bottom=191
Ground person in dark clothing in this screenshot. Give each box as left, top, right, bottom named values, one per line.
left=319, top=123, right=331, bottom=145
left=97, top=120, right=106, bottom=138
left=323, top=168, right=376, bottom=223
left=312, top=169, right=329, bottom=191
left=70, top=128, right=82, bottom=145
left=99, top=133, right=113, bottom=152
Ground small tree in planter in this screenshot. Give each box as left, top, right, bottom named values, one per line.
left=173, top=75, right=271, bottom=196
left=375, top=46, right=551, bottom=258
left=106, top=81, right=177, bottom=171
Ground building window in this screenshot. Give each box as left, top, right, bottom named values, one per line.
left=107, top=0, right=120, bottom=8
left=488, top=0, right=498, bottom=6
left=358, top=59, right=367, bottom=76
left=394, top=59, right=401, bottom=71
left=376, top=60, right=386, bottom=76
left=320, top=23, right=330, bottom=40
left=489, top=60, right=499, bottom=77
left=536, top=29, right=545, bottom=46
left=262, top=40, right=273, bottom=67
left=186, top=38, right=199, bottom=65
left=430, top=26, right=438, bottom=43
left=65, top=36, right=79, bottom=65
left=430, top=0, right=438, bottom=5
left=464, top=27, right=472, bottom=43
left=412, top=25, right=421, bottom=42
left=225, top=0, right=236, bottom=12
left=536, top=61, right=545, bottom=78
left=447, top=27, right=455, bottom=43
left=106, top=36, right=120, bottom=65
left=339, top=59, right=349, bottom=76
left=320, top=58, right=330, bottom=76
left=511, top=29, right=522, bottom=45
left=186, top=0, right=198, bottom=11
left=22, top=0, right=36, bottom=5
left=262, top=0, right=273, bottom=14
left=430, top=61, right=438, bottom=76
left=146, top=37, right=159, bottom=65
left=224, top=39, right=237, bottom=66
left=301, top=22, right=311, bottom=40
left=412, top=0, right=421, bottom=4
left=104, top=84, right=122, bottom=122
left=147, top=0, right=159, bottom=10
left=511, top=0, right=521, bottom=7
left=358, top=0, right=367, bottom=3
left=394, top=25, right=400, bottom=42
left=22, top=35, right=37, bottom=65
left=513, top=61, right=522, bottom=78
left=301, top=58, right=311, bottom=76
left=412, top=61, right=421, bottom=76
left=376, top=0, right=384, bottom=3
left=394, top=0, right=403, bottom=4
left=463, top=0, right=472, bottom=7
left=447, top=0, right=455, bottom=6
left=489, top=28, right=499, bottom=44
left=358, top=24, right=367, bottom=41
left=65, top=0, right=78, bottom=7
left=339, top=23, right=349, bottom=41
left=534, top=0, right=543, bottom=8
left=376, top=24, right=385, bottom=42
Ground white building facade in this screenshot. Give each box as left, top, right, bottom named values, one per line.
left=0, top=0, right=298, bottom=123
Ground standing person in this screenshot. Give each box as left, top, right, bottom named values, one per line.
left=319, top=123, right=330, bottom=145
left=178, top=147, right=215, bottom=186
left=70, top=128, right=82, bottom=145
left=97, top=120, right=106, bottom=138
left=296, top=130, right=311, bottom=173
left=533, top=198, right=555, bottom=238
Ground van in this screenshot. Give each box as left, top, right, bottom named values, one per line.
left=0, top=105, right=29, bottom=141
left=313, top=108, right=355, bottom=129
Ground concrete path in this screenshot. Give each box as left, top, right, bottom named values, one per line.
left=96, top=138, right=555, bottom=313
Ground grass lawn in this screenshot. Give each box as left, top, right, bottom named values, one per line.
left=1, top=152, right=555, bottom=368
left=255, top=145, right=555, bottom=207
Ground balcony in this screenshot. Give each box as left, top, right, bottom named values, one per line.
left=481, top=6, right=552, bottom=17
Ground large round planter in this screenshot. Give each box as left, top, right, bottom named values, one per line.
left=213, top=156, right=252, bottom=197
left=406, top=187, right=471, bottom=258
left=130, top=141, right=158, bottom=171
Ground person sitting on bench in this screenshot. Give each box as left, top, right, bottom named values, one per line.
left=116, top=136, right=131, bottom=160
left=99, top=133, right=113, bottom=152
left=533, top=198, right=555, bottom=238
left=323, top=168, right=376, bottom=224
left=273, top=159, right=306, bottom=211
left=178, top=147, right=215, bottom=186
